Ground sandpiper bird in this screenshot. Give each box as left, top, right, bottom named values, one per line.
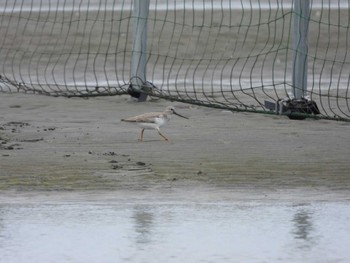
left=121, top=106, right=188, bottom=142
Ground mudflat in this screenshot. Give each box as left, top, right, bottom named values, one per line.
left=0, top=93, right=349, bottom=202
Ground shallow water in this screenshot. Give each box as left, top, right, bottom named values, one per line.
left=0, top=198, right=349, bottom=263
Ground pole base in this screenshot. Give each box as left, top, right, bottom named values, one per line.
left=128, top=82, right=153, bottom=102
left=265, top=97, right=320, bottom=120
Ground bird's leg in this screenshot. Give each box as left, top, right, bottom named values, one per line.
left=157, top=128, right=169, bottom=141
left=139, top=128, right=145, bottom=142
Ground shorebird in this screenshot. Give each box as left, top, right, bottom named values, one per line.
left=121, top=106, right=188, bottom=142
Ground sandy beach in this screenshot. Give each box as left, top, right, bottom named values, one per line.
left=0, top=93, right=349, bottom=202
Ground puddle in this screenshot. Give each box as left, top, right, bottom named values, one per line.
left=0, top=199, right=349, bottom=263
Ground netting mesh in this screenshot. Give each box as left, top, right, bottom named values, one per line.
left=147, top=1, right=293, bottom=110
left=0, top=0, right=133, bottom=96
left=0, top=0, right=349, bottom=120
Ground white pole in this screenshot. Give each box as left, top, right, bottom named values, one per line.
left=292, top=0, right=310, bottom=100
left=130, top=0, right=150, bottom=101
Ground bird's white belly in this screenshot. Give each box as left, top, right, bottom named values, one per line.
left=138, top=122, right=158, bottom=130
left=139, top=117, right=168, bottom=130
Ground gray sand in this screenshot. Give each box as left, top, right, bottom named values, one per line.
left=1, top=93, right=349, bottom=201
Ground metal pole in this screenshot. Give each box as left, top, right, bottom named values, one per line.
left=130, top=0, right=150, bottom=101
left=292, top=0, right=310, bottom=100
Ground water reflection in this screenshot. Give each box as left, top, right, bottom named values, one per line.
left=293, top=208, right=314, bottom=240
left=132, top=206, right=154, bottom=244
left=291, top=205, right=315, bottom=250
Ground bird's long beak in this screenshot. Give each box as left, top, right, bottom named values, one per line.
left=173, top=110, right=189, bottom=119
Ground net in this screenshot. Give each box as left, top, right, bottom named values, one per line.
left=0, top=0, right=349, bottom=121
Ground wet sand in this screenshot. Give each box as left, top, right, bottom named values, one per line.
left=0, top=93, right=349, bottom=202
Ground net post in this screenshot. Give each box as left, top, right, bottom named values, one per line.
left=130, top=0, right=150, bottom=102
left=292, top=0, right=310, bottom=100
